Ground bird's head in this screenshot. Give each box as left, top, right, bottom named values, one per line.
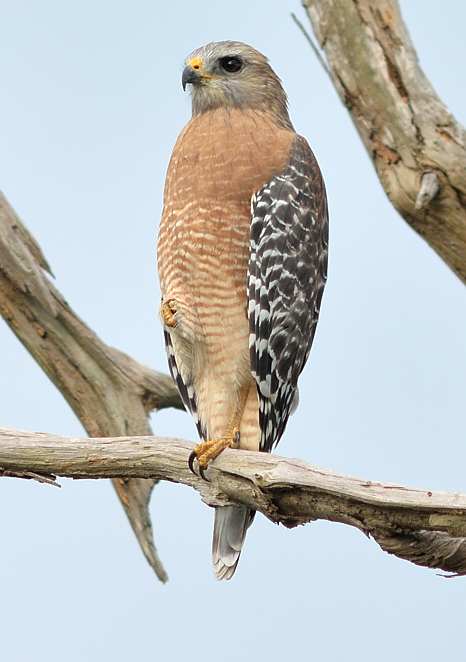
left=182, top=41, right=291, bottom=126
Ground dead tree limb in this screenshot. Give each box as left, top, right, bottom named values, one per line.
left=2, top=427, right=466, bottom=576
left=2, top=2, right=465, bottom=580
left=302, top=0, right=466, bottom=283
left=0, top=191, right=183, bottom=582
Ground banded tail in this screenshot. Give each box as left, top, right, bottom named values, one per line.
left=212, top=505, right=254, bottom=580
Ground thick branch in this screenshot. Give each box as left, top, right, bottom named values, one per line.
left=302, top=0, right=466, bottom=283
left=0, top=191, right=183, bottom=582
left=3, top=427, right=466, bottom=576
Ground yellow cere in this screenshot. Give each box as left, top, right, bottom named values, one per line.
left=188, top=56, right=203, bottom=71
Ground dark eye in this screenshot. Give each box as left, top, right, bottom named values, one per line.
left=219, top=56, right=243, bottom=73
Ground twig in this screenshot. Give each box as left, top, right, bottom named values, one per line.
left=0, top=467, right=60, bottom=486
left=415, top=171, right=440, bottom=210
left=291, top=11, right=332, bottom=81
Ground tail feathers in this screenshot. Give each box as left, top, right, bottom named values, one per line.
left=212, top=505, right=254, bottom=580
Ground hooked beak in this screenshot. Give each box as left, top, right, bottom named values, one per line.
left=182, top=66, right=201, bottom=91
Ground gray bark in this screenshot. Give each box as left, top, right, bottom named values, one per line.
left=2, top=427, right=466, bottom=576
left=0, top=191, right=183, bottom=582
left=2, top=2, right=465, bottom=580
left=302, top=0, right=466, bottom=283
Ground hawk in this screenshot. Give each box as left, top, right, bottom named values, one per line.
left=157, top=42, right=328, bottom=579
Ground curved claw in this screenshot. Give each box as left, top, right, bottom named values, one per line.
left=188, top=451, right=197, bottom=475
left=198, top=464, right=209, bottom=482
left=187, top=450, right=210, bottom=481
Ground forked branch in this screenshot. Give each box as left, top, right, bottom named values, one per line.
left=2, top=1, right=465, bottom=582
left=0, top=191, right=183, bottom=582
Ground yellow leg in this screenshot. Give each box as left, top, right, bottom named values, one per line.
left=188, top=388, right=249, bottom=479
left=189, top=428, right=240, bottom=477
left=161, top=299, right=177, bottom=328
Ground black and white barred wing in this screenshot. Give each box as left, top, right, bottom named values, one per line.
left=248, top=135, right=328, bottom=452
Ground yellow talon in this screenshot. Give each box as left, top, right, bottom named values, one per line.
left=189, top=427, right=240, bottom=478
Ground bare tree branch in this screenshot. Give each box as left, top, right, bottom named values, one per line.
left=301, top=0, right=466, bottom=283
left=2, top=426, right=466, bottom=576
left=3, top=2, right=465, bottom=582
left=0, top=191, right=184, bottom=582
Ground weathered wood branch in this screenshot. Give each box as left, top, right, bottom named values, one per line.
left=302, top=0, right=466, bottom=283
left=0, top=191, right=183, bottom=582
left=3, top=5, right=465, bottom=583
left=3, top=427, right=466, bottom=576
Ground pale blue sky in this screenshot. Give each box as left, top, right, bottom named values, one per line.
left=1, top=2, right=465, bottom=661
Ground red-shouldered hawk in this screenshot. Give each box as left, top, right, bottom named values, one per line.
left=157, top=42, right=328, bottom=580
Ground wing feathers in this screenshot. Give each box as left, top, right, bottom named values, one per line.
left=248, top=135, right=328, bottom=451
